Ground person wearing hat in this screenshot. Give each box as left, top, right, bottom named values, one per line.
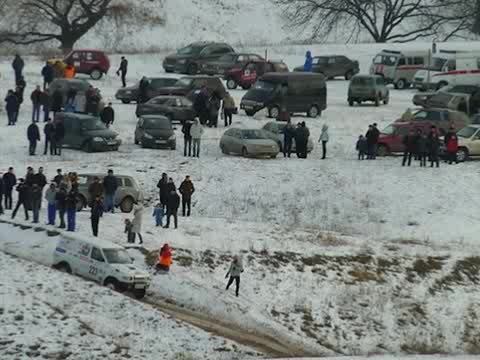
left=116, top=56, right=128, bottom=88
left=88, top=176, right=104, bottom=207
left=100, top=102, right=115, bottom=127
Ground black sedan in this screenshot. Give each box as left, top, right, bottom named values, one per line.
left=134, top=115, right=176, bottom=150
left=135, top=95, right=195, bottom=124
left=199, top=53, right=264, bottom=76
left=115, top=77, right=178, bottom=104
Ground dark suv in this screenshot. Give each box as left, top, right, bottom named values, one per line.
left=294, top=55, right=359, bottom=80
left=163, top=42, right=234, bottom=75
left=156, top=76, right=227, bottom=101
left=200, top=53, right=264, bottom=76
left=115, top=77, right=179, bottom=104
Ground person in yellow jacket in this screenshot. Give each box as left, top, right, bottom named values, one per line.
left=64, top=63, right=76, bottom=79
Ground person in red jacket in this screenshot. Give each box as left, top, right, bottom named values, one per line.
left=445, top=127, right=458, bottom=165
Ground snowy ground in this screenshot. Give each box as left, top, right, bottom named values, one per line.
left=1, top=41, right=480, bottom=357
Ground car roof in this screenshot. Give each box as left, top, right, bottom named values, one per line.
left=140, top=115, right=171, bottom=121
left=77, top=173, right=133, bottom=179
left=188, top=41, right=230, bottom=47
left=65, top=233, right=124, bottom=250
left=59, top=112, right=97, bottom=121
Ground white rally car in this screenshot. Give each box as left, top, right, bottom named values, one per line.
left=53, top=235, right=150, bottom=299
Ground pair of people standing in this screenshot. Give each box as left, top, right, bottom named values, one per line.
left=182, top=118, right=204, bottom=157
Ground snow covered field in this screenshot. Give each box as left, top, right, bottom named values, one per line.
left=1, top=41, right=480, bottom=357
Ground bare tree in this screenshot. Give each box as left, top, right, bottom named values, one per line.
left=273, top=0, right=473, bottom=43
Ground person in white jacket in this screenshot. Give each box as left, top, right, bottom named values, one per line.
left=190, top=118, right=204, bottom=158
left=318, top=124, right=329, bottom=159
left=132, top=203, right=144, bottom=244
left=225, top=255, right=244, bottom=297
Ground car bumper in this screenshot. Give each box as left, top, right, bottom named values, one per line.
left=91, top=139, right=121, bottom=152
left=240, top=101, right=264, bottom=113
left=141, top=138, right=175, bottom=149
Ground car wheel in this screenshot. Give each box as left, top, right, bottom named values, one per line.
left=133, top=289, right=146, bottom=299
left=383, top=94, right=389, bottom=105
left=307, top=105, right=319, bottom=118
left=374, top=97, right=380, bottom=107
left=395, top=79, right=408, bottom=90
left=82, top=141, right=93, bottom=153
left=348, top=98, right=354, bottom=107
left=456, top=147, right=469, bottom=162
left=226, top=79, right=237, bottom=90
left=76, top=195, right=86, bottom=212
left=90, top=69, right=103, bottom=80
left=187, top=63, right=198, bottom=75
left=241, top=147, right=249, bottom=157
left=55, top=262, right=72, bottom=274
left=120, top=197, right=134, bottom=213
left=121, top=100, right=131, bottom=104
left=270, top=153, right=277, bottom=159
left=245, top=110, right=256, bottom=116
left=268, top=106, right=280, bottom=119
left=104, top=278, right=125, bottom=292
left=345, top=71, right=354, bottom=80
left=377, top=144, right=389, bottom=157
left=220, top=143, right=228, bottom=154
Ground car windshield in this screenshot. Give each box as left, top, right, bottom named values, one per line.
left=143, top=118, right=171, bottom=129
left=352, top=77, right=374, bottom=86
left=175, top=78, right=193, bottom=87
left=241, top=129, right=268, bottom=139
left=254, top=80, right=275, bottom=90
left=414, top=110, right=442, bottom=122
left=382, top=124, right=395, bottom=135
left=103, top=249, right=132, bottom=264
left=457, top=126, right=477, bottom=138
left=314, top=57, right=328, bottom=65
left=426, top=57, right=448, bottom=71
left=84, top=118, right=107, bottom=130
left=177, top=45, right=203, bottom=55
left=374, top=55, right=398, bottom=66
left=219, top=54, right=235, bottom=62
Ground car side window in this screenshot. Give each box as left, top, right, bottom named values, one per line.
left=249, top=55, right=261, bottom=61
left=72, top=52, right=81, bottom=60
left=117, top=178, right=123, bottom=187
left=336, top=56, right=347, bottom=63
left=413, top=57, right=424, bottom=65
left=225, top=129, right=235, bottom=137
left=398, top=58, right=406, bottom=66
left=327, top=57, right=336, bottom=64
left=86, top=52, right=94, bottom=61
left=124, top=178, right=133, bottom=187
left=237, top=55, right=246, bottom=62
left=91, top=247, right=105, bottom=262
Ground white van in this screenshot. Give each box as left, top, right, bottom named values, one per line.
left=412, top=50, right=459, bottom=90
left=53, top=235, right=151, bottom=299
left=369, top=49, right=430, bottom=89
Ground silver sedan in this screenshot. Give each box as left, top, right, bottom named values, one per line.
left=220, top=128, right=280, bottom=158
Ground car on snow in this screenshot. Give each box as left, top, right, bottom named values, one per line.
left=394, top=108, right=470, bottom=133
left=156, top=75, right=227, bottom=101
left=262, top=121, right=314, bottom=153
left=162, top=41, right=235, bottom=75
left=52, top=235, right=150, bottom=299
left=134, top=115, right=177, bottom=150
left=48, top=78, right=92, bottom=107
left=224, top=59, right=289, bottom=90
left=377, top=121, right=436, bottom=156
left=240, top=72, right=327, bottom=118
left=220, top=128, right=280, bottom=158
left=54, top=112, right=121, bottom=153
left=76, top=173, right=143, bottom=213
left=135, top=96, right=195, bottom=124
left=416, top=85, right=480, bottom=116
left=48, top=49, right=110, bottom=80
left=115, top=77, right=179, bottom=104
left=294, top=55, right=359, bottom=80
left=443, top=125, right=480, bottom=162
left=200, top=52, right=264, bottom=76
left=348, top=74, right=389, bottom=106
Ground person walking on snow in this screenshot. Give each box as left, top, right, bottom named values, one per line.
left=27, top=121, right=41, bottom=156
left=31, top=86, right=43, bottom=123
left=182, top=119, right=193, bottom=157
left=90, top=195, right=104, bottom=237
left=117, top=56, right=128, bottom=88
left=132, top=203, right=144, bottom=244
left=152, top=202, right=165, bottom=227
left=11, top=179, right=30, bottom=221
left=45, top=183, right=57, bottom=225
left=303, top=51, right=313, bottom=72
left=100, top=102, right=115, bottom=127
left=190, top=118, right=204, bottom=157
left=41, top=62, right=54, bottom=90
left=318, top=124, right=329, bottom=159
left=12, top=54, right=25, bottom=85
left=179, top=175, right=195, bottom=217
left=225, top=256, right=244, bottom=297
left=222, top=92, right=236, bottom=127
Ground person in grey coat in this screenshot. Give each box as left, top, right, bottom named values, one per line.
left=225, top=256, right=244, bottom=297
left=132, top=203, right=144, bottom=244
left=45, top=183, right=57, bottom=225
left=318, top=124, right=329, bottom=159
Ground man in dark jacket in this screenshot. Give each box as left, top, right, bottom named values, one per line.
left=157, top=173, right=169, bottom=211
left=116, top=56, right=128, bottom=88
left=43, top=119, right=55, bottom=155
left=54, top=118, right=65, bottom=155
left=138, top=77, right=150, bottom=104
left=295, top=122, right=310, bottom=159
left=179, top=175, right=195, bottom=217
left=428, top=126, right=441, bottom=168
left=88, top=177, right=104, bottom=206
left=41, top=89, right=50, bottom=122
left=402, top=129, right=417, bottom=167
left=3, top=168, right=16, bottom=210
left=41, top=62, right=54, bottom=90
left=182, top=120, right=193, bottom=157
left=31, top=86, right=43, bottom=123
left=5, top=90, right=18, bottom=126
left=12, top=55, right=25, bottom=85
left=283, top=120, right=296, bottom=158
left=11, top=179, right=30, bottom=220
left=103, top=170, right=118, bottom=213
left=27, top=122, right=41, bottom=156
left=164, top=190, right=180, bottom=229
left=0, top=174, right=4, bottom=215
left=32, top=167, right=47, bottom=190
left=30, top=184, right=42, bottom=223
left=65, top=190, right=78, bottom=232
left=51, top=90, right=63, bottom=114
left=193, top=86, right=209, bottom=125
left=25, top=167, right=35, bottom=187
left=365, top=124, right=380, bottom=160
left=55, top=185, right=67, bottom=228
left=416, top=130, right=428, bottom=167
left=208, top=91, right=220, bottom=128
left=100, top=103, right=115, bottom=127
left=90, top=195, right=104, bottom=237
left=15, top=77, right=26, bottom=123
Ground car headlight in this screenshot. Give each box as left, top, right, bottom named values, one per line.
left=93, top=137, right=104, bottom=142
left=144, top=133, right=153, bottom=139
left=168, top=134, right=176, bottom=140
left=178, top=59, right=186, bottom=64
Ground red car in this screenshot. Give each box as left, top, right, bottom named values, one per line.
left=377, top=122, right=435, bottom=156
left=64, top=49, right=110, bottom=80
left=224, top=60, right=288, bottom=90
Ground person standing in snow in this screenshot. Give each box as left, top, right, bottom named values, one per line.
left=15, top=76, right=26, bottom=123
left=65, top=190, right=78, bottom=232
left=222, top=92, right=236, bottom=127
left=182, top=119, right=193, bottom=157
left=27, top=121, right=41, bottom=156
left=5, top=90, right=18, bottom=126
left=303, top=51, right=313, bottom=72
left=318, top=124, right=329, bottom=159
left=0, top=173, right=4, bottom=215
left=179, top=175, right=195, bottom=217
left=88, top=176, right=104, bottom=207
left=208, top=91, right=221, bottom=128
left=427, top=126, right=440, bottom=168
left=90, top=195, right=104, bottom=237
left=283, top=119, right=295, bottom=158
left=152, top=202, right=165, bottom=227
left=445, top=126, right=458, bottom=165
left=12, top=54, right=25, bottom=85
left=100, top=102, right=115, bottom=127
left=190, top=118, right=204, bottom=158
left=124, top=219, right=135, bottom=243
left=194, top=86, right=209, bottom=125
left=41, top=62, right=54, bottom=90
left=116, top=56, right=128, bottom=88
left=132, top=203, right=144, bottom=244
left=3, top=167, right=16, bottom=210
left=41, top=89, right=50, bottom=122
left=45, top=183, right=57, bottom=225
left=225, top=256, right=244, bottom=297
left=43, top=118, right=55, bottom=155
left=31, top=85, right=43, bottom=123
left=156, top=244, right=173, bottom=272
left=138, top=76, right=150, bottom=104
left=11, top=179, right=30, bottom=221
left=55, top=185, right=67, bottom=229
left=157, top=173, right=170, bottom=211
left=295, top=122, right=310, bottom=159
left=417, top=130, right=428, bottom=167
left=356, top=135, right=368, bottom=160
left=402, top=128, right=417, bottom=167
left=365, top=125, right=376, bottom=160
left=103, top=169, right=118, bottom=213
left=164, top=190, right=180, bottom=229
left=30, top=184, right=42, bottom=224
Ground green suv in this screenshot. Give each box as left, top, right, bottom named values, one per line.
left=348, top=74, right=389, bottom=107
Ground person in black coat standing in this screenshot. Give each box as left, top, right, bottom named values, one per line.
left=103, top=169, right=118, bottom=213
left=5, top=90, right=18, bottom=126
left=12, top=55, right=25, bottom=85
left=100, top=103, right=115, bottom=127
left=43, top=118, right=55, bottom=155
left=283, top=120, right=296, bottom=158
left=164, top=190, right=180, bottom=229
left=402, top=129, right=417, bottom=167
left=157, top=173, right=169, bottom=211
left=31, top=86, right=43, bottom=123
left=3, top=168, right=16, bottom=210
left=15, top=77, right=26, bottom=123
left=41, top=89, right=50, bottom=122
left=41, top=62, right=54, bottom=90
left=11, top=179, right=30, bottom=220
left=27, top=122, right=40, bottom=156
left=182, top=120, right=193, bottom=157
left=90, top=195, right=104, bottom=237
left=54, top=118, right=65, bottom=156
left=428, top=126, right=441, bottom=168
left=193, top=86, right=209, bottom=125
left=30, top=184, right=42, bottom=223
left=295, top=122, right=310, bottom=159
left=0, top=175, right=4, bottom=215
left=138, top=77, right=150, bottom=104
left=55, top=185, right=67, bottom=228
left=116, top=56, right=128, bottom=88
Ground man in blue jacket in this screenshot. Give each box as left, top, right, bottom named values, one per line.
left=304, top=51, right=313, bottom=72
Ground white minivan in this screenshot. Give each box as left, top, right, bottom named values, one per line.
left=53, top=235, right=151, bottom=299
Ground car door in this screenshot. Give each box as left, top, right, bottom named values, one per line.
left=114, top=177, right=124, bottom=206
left=88, top=246, right=108, bottom=283
left=198, top=45, right=219, bottom=64
left=326, top=57, right=337, bottom=78
left=336, top=56, right=349, bottom=76
left=173, top=98, right=191, bottom=121
left=135, top=117, right=144, bottom=142
left=469, top=129, right=480, bottom=155
left=61, top=115, right=75, bottom=148
left=71, top=118, right=84, bottom=148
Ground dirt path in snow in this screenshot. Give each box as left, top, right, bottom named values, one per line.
left=142, top=297, right=315, bottom=358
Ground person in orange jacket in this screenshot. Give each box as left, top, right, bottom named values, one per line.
left=64, top=63, right=76, bottom=79
left=156, top=243, right=172, bottom=272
